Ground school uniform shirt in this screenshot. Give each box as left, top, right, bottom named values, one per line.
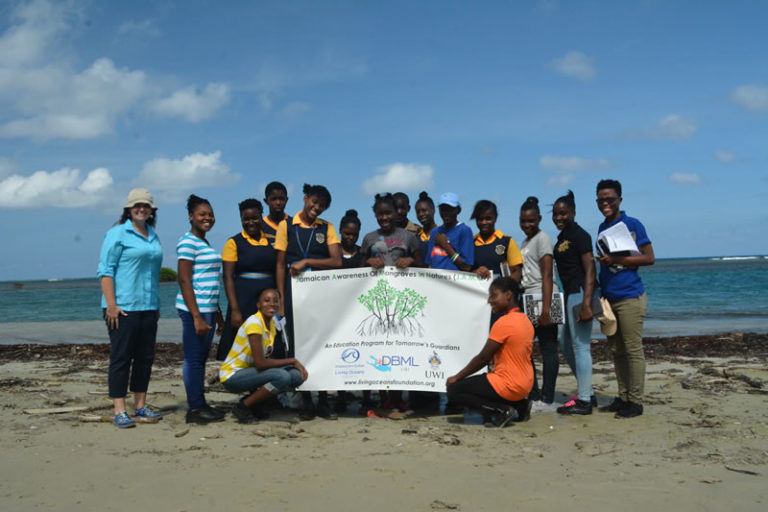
left=274, top=212, right=340, bottom=265
left=175, top=232, right=222, bottom=313
left=597, top=211, right=651, bottom=301
left=360, top=227, right=420, bottom=266
left=262, top=213, right=291, bottom=247
left=425, top=222, right=475, bottom=270
left=219, top=311, right=277, bottom=383
left=553, top=222, right=593, bottom=297
left=221, top=230, right=276, bottom=278
left=404, top=219, right=421, bottom=235
left=486, top=308, right=535, bottom=402
left=520, top=230, right=559, bottom=295
left=97, top=221, right=163, bottom=311
left=416, top=227, right=434, bottom=266
left=473, top=229, right=523, bottom=277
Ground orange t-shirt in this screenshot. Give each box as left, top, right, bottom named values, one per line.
left=486, top=308, right=534, bottom=401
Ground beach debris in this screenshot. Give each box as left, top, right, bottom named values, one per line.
left=401, top=428, right=418, bottom=435
left=79, top=414, right=160, bottom=424
left=174, top=429, right=190, bottom=438
left=699, top=479, right=722, bottom=484
left=430, top=499, right=460, bottom=510
left=724, top=466, right=760, bottom=476
left=23, top=406, right=88, bottom=415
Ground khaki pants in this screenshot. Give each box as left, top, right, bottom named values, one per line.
left=607, top=293, right=647, bottom=405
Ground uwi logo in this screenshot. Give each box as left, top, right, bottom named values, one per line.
left=425, top=351, right=444, bottom=379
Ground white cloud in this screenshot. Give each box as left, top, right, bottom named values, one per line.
left=539, top=155, right=611, bottom=171
left=117, top=19, right=161, bottom=39
left=546, top=173, right=576, bottom=187
left=0, top=2, right=228, bottom=139
left=0, top=157, right=17, bottom=179
left=0, top=166, right=113, bottom=208
left=655, top=114, right=698, bottom=140
left=550, top=51, right=596, bottom=81
left=136, top=151, right=240, bottom=193
left=731, top=84, right=768, bottom=112
left=714, top=149, right=736, bottom=164
left=668, top=172, right=703, bottom=186
left=360, top=163, right=434, bottom=195
left=278, top=101, right=311, bottom=120
left=152, top=83, right=230, bottom=122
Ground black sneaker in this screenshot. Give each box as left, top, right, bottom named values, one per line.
left=186, top=405, right=226, bottom=424
left=514, top=399, right=532, bottom=422
left=316, top=402, right=338, bottom=420
left=599, top=397, right=626, bottom=413
left=557, top=399, right=593, bottom=415
left=231, top=399, right=259, bottom=424
left=298, top=404, right=316, bottom=421
left=590, top=395, right=598, bottom=408
left=615, top=401, right=643, bottom=419
left=497, top=406, right=517, bottom=428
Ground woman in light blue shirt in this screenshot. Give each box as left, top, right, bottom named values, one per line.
left=97, top=188, right=163, bottom=429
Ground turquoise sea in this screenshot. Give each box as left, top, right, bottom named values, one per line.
left=0, top=257, right=766, bottom=344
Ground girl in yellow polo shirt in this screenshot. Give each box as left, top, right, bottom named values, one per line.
left=274, top=183, right=342, bottom=420
left=220, top=289, right=308, bottom=423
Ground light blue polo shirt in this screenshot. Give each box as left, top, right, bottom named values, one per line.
left=97, top=221, right=163, bottom=310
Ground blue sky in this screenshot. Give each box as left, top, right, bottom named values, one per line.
left=1, top=0, right=766, bottom=280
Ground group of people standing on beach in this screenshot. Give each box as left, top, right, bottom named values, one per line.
left=97, top=178, right=654, bottom=429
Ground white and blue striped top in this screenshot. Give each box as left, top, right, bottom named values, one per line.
left=175, top=232, right=222, bottom=313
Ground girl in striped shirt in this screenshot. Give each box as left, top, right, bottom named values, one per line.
left=177, top=194, right=225, bottom=424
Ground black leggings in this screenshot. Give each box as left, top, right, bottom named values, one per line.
left=530, top=324, right=559, bottom=403
left=447, top=374, right=528, bottom=415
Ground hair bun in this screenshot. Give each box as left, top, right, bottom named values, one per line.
left=525, top=196, right=538, bottom=205
left=418, top=191, right=430, bottom=200
left=345, top=209, right=358, bottom=218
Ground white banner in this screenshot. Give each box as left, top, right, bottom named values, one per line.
left=292, top=266, right=490, bottom=391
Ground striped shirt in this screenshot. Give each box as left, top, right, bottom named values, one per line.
left=219, top=311, right=277, bottom=382
left=175, top=232, right=222, bottom=313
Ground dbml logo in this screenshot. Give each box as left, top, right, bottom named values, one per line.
left=341, top=348, right=360, bottom=363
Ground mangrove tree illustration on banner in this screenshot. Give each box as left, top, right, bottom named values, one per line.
left=356, top=279, right=427, bottom=336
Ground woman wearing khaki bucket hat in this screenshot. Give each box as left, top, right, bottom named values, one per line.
left=97, top=188, right=164, bottom=428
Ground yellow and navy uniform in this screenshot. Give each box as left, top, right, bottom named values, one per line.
left=216, top=231, right=277, bottom=360
left=274, top=213, right=340, bottom=357
left=219, top=311, right=277, bottom=383
left=416, top=226, right=434, bottom=266
left=473, top=230, right=523, bottom=276
left=262, top=213, right=290, bottom=246
left=274, top=213, right=340, bottom=265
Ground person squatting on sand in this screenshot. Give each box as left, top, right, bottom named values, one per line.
left=552, top=190, right=598, bottom=415
left=219, top=289, right=308, bottom=424
left=176, top=194, right=226, bottom=425
left=274, top=183, right=342, bottom=420
left=446, top=276, right=534, bottom=427
left=98, top=188, right=164, bottom=428
left=595, top=179, right=655, bottom=418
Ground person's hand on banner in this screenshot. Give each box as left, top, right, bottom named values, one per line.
left=446, top=375, right=459, bottom=388
left=367, top=257, right=385, bottom=269
left=474, top=266, right=492, bottom=279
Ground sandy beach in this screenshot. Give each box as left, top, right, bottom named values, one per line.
left=1, top=334, right=766, bottom=511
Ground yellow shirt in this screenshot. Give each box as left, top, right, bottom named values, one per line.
left=473, top=229, right=523, bottom=266
left=274, top=212, right=340, bottom=252
left=219, top=311, right=277, bottom=382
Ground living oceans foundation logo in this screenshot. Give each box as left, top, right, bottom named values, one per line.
left=356, top=279, right=427, bottom=336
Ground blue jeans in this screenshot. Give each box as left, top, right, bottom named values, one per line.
left=179, top=310, right=217, bottom=409
left=559, top=292, right=594, bottom=402
left=223, top=366, right=303, bottom=394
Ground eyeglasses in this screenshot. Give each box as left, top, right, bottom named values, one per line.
left=596, top=197, right=619, bottom=205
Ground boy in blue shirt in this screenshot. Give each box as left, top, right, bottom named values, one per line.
left=426, top=192, right=474, bottom=271
left=595, top=179, right=655, bottom=419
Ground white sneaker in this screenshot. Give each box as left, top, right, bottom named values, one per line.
left=531, top=400, right=558, bottom=412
